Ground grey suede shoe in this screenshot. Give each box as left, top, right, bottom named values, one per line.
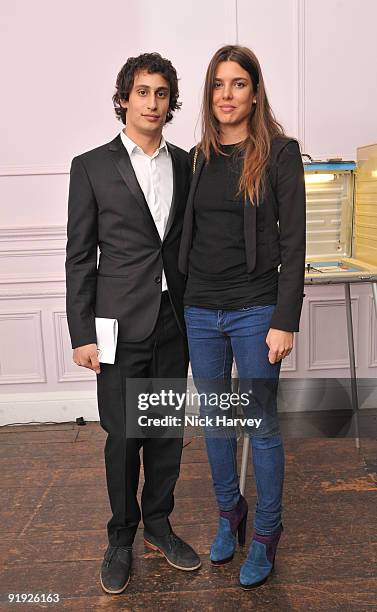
left=144, top=530, right=201, bottom=571
left=100, top=545, right=132, bottom=594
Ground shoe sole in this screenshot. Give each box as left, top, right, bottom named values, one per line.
left=210, top=554, right=234, bottom=565
left=239, top=575, right=268, bottom=590
left=144, top=539, right=201, bottom=571
left=100, top=573, right=131, bottom=595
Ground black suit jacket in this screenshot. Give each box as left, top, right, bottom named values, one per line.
left=178, top=136, right=306, bottom=332
left=65, top=134, right=190, bottom=349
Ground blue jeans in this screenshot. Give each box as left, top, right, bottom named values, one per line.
left=184, top=305, right=284, bottom=535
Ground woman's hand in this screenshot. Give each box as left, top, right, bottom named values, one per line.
left=266, top=329, right=293, bottom=364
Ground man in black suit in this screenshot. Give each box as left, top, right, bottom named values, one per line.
left=65, top=53, right=200, bottom=594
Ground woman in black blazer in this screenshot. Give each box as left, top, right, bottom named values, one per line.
left=179, top=45, right=306, bottom=589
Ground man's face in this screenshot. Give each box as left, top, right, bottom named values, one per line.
left=120, top=70, right=170, bottom=136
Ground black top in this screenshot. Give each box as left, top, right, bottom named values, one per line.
left=184, top=144, right=278, bottom=309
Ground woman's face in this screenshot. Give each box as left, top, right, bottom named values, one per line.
left=212, top=60, right=255, bottom=132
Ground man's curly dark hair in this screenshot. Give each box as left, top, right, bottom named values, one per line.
left=113, top=53, right=182, bottom=125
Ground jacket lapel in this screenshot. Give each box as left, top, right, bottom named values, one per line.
left=189, top=150, right=205, bottom=200
left=109, top=135, right=161, bottom=242
left=178, top=150, right=206, bottom=274
left=185, top=150, right=205, bottom=226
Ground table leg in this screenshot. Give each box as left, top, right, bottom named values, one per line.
left=344, top=283, right=360, bottom=449
left=234, top=372, right=250, bottom=495
left=372, top=283, right=377, bottom=319
left=239, top=435, right=250, bottom=496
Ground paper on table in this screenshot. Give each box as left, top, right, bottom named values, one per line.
left=95, top=318, right=118, bottom=364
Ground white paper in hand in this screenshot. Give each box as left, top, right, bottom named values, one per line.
left=95, top=318, right=118, bottom=364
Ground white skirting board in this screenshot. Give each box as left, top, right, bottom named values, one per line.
left=0, top=379, right=376, bottom=426
left=0, top=391, right=98, bottom=426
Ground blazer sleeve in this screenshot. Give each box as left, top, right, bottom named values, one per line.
left=65, top=156, right=98, bottom=349
left=269, top=140, right=306, bottom=332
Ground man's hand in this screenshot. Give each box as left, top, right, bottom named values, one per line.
left=265, top=329, right=293, bottom=364
left=73, top=343, right=101, bottom=374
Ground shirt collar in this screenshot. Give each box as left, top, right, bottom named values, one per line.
left=120, top=129, right=168, bottom=157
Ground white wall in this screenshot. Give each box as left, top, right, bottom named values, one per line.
left=1, top=0, right=376, bottom=423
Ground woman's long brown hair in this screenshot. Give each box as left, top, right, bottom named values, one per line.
left=200, top=45, right=285, bottom=205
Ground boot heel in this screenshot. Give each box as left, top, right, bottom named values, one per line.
left=237, top=511, right=248, bottom=547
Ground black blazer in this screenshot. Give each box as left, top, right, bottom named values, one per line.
left=178, top=136, right=306, bottom=331
left=65, top=134, right=190, bottom=349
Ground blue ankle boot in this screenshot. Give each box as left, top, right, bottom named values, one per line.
left=210, top=495, right=248, bottom=565
left=239, top=524, right=283, bottom=589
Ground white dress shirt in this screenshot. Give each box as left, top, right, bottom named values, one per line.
left=120, top=130, right=173, bottom=292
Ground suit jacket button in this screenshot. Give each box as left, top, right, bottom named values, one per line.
left=154, top=275, right=161, bottom=284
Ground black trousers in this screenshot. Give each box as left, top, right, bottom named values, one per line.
left=97, top=292, right=189, bottom=547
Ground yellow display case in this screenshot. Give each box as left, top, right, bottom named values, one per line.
left=304, top=143, right=377, bottom=284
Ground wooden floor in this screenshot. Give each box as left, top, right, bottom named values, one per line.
left=0, top=422, right=376, bottom=611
